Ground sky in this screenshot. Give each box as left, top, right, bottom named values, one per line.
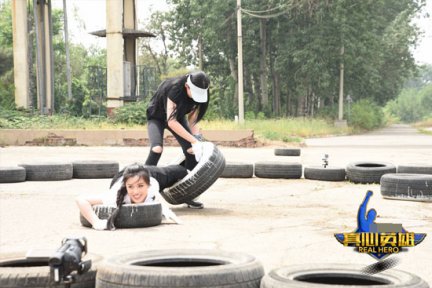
left=6, top=0, right=432, bottom=65
left=51, top=0, right=171, bottom=50
left=411, top=0, right=432, bottom=65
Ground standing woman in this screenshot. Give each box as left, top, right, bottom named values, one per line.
left=145, top=71, right=210, bottom=208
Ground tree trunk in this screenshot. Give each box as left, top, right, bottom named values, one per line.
left=243, top=66, right=250, bottom=107
left=198, top=34, right=203, bottom=70
left=228, top=57, right=238, bottom=107
left=259, top=19, right=268, bottom=108
left=310, top=91, right=315, bottom=117
left=273, top=71, right=281, bottom=117
left=253, top=72, right=261, bottom=112
left=297, top=94, right=305, bottom=117
left=269, top=51, right=281, bottom=117
left=27, top=4, right=35, bottom=110
left=286, top=90, right=291, bottom=117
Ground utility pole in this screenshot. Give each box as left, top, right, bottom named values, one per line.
left=63, top=0, right=72, bottom=100
left=236, top=0, right=244, bottom=124
left=338, top=45, right=344, bottom=121
left=335, top=44, right=347, bottom=127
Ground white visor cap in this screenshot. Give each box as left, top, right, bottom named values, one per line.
left=187, top=75, right=208, bottom=103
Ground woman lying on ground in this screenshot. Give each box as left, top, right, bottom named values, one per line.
left=76, top=163, right=188, bottom=230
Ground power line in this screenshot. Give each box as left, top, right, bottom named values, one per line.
left=241, top=8, right=289, bottom=19
left=242, top=4, right=286, bottom=14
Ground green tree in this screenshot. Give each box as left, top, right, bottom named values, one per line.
left=160, top=0, right=424, bottom=119
left=386, top=88, right=423, bottom=122
left=386, top=64, right=432, bottom=122
left=0, top=1, right=14, bottom=108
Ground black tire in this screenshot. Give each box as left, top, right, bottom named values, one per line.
left=260, top=264, right=428, bottom=288
left=0, top=252, right=102, bottom=288
left=254, top=162, right=302, bottom=179
left=346, top=161, right=396, bottom=184
left=0, top=166, right=26, bottom=183
left=397, top=164, right=432, bottom=175
left=221, top=162, right=254, bottom=178
left=80, top=203, right=162, bottom=228
left=96, top=249, right=264, bottom=288
left=162, top=142, right=226, bottom=204
left=304, top=166, right=346, bottom=181
left=18, top=162, right=73, bottom=181
left=274, top=148, right=301, bottom=156
left=73, top=160, right=119, bottom=179
left=381, top=173, right=432, bottom=202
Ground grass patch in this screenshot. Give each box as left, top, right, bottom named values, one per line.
left=0, top=109, right=144, bottom=130
left=413, top=118, right=432, bottom=135
left=200, top=118, right=352, bottom=143
left=1, top=109, right=352, bottom=143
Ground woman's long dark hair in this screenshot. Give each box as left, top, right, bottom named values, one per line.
left=107, top=163, right=150, bottom=230
left=168, top=71, right=210, bottom=124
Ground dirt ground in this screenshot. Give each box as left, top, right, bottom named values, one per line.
left=0, top=124, right=431, bottom=284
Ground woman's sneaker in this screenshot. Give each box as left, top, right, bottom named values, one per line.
left=185, top=199, right=204, bottom=209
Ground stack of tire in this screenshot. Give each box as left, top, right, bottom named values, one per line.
left=220, top=148, right=303, bottom=180
left=0, top=252, right=102, bottom=288
left=0, top=160, right=119, bottom=183
left=346, top=162, right=396, bottom=184
left=1, top=252, right=429, bottom=288
left=95, top=249, right=264, bottom=288
left=380, top=164, right=432, bottom=202
left=260, top=264, right=429, bottom=287
left=221, top=148, right=348, bottom=181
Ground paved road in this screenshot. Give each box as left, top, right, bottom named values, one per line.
left=0, top=124, right=431, bottom=285
left=306, top=124, right=432, bottom=148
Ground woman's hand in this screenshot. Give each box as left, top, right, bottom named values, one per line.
left=191, top=142, right=204, bottom=162
left=92, top=219, right=108, bottom=230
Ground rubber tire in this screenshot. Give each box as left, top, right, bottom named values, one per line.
left=162, top=142, right=226, bottom=205
left=397, top=164, right=432, bottom=175
left=73, top=160, right=119, bottom=179
left=19, top=162, right=73, bottom=181
left=260, top=264, right=428, bottom=288
left=274, top=148, right=301, bottom=156
left=0, top=167, right=26, bottom=183
left=304, top=166, right=346, bottom=181
left=80, top=203, right=162, bottom=228
left=221, top=162, right=254, bottom=178
left=346, top=161, right=396, bottom=184
left=96, top=249, right=264, bottom=288
left=381, top=173, right=432, bottom=202
left=0, top=252, right=102, bottom=288
left=254, top=162, right=302, bottom=179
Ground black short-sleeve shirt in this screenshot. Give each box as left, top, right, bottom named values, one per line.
left=146, top=76, right=196, bottom=122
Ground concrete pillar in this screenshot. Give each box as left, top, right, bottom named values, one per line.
left=34, top=0, right=54, bottom=114
left=106, top=0, right=124, bottom=115
left=123, top=0, right=136, bottom=65
left=12, top=0, right=30, bottom=108
left=44, top=1, right=54, bottom=112
left=124, top=0, right=136, bottom=97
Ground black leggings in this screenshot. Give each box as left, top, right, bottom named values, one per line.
left=145, top=118, right=198, bottom=170
left=145, top=165, right=188, bottom=190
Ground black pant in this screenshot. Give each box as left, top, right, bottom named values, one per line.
left=145, top=118, right=198, bottom=170
left=144, top=165, right=188, bottom=190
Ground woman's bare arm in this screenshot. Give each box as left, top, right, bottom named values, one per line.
left=188, top=108, right=200, bottom=136
left=166, top=98, right=197, bottom=144
left=75, top=195, right=104, bottom=226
